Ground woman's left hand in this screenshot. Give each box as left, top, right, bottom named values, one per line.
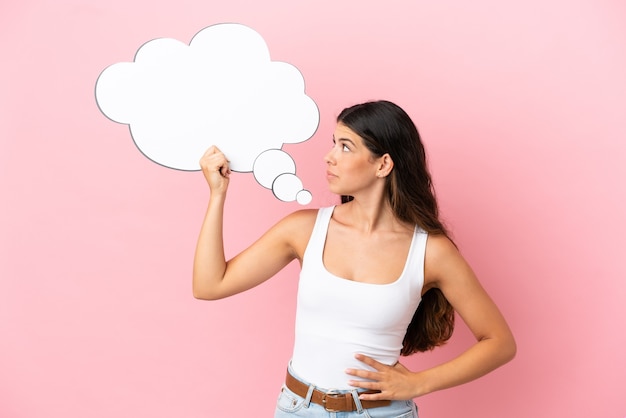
left=345, top=354, right=421, bottom=401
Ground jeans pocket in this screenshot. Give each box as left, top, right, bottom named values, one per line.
left=363, top=400, right=418, bottom=418
left=275, top=386, right=306, bottom=415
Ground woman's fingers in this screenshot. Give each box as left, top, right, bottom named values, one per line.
left=200, top=146, right=231, bottom=192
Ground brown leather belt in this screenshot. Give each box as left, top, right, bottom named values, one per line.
left=285, top=369, right=391, bottom=412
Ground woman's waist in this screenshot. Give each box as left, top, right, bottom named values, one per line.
left=290, top=338, right=400, bottom=390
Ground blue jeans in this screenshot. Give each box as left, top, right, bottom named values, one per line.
left=274, top=365, right=418, bottom=418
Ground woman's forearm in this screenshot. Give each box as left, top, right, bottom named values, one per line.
left=192, top=193, right=228, bottom=300
left=414, top=334, right=516, bottom=397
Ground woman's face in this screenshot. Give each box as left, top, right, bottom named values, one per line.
left=324, top=122, right=382, bottom=196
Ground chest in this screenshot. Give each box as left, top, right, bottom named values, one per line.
left=322, top=225, right=414, bottom=284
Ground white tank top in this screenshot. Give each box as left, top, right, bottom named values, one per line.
left=290, top=206, right=427, bottom=389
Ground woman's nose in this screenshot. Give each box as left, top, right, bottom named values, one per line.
left=324, top=149, right=335, bottom=165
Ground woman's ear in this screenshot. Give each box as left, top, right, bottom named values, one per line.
left=376, top=153, right=394, bottom=178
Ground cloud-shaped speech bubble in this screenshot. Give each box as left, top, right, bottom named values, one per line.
left=95, top=23, right=318, bottom=204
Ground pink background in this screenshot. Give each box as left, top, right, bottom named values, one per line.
left=1, top=1, right=625, bottom=417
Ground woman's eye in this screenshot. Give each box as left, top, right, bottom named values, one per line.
left=342, top=144, right=350, bottom=152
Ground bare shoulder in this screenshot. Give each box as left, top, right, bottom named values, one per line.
left=272, top=208, right=319, bottom=260
left=424, top=234, right=470, bottom=289
left=279, top=208, right=318, bottom=229
left=425, top=234, right=459, bottom=261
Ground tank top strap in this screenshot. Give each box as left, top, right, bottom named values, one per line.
left=404, top=227, right=428, bottom=296
left=303, top=206, right=335, bottom=264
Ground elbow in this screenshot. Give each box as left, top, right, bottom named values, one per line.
left=192, top=289, right=211, bottom=300
left=479, top=332, right=517, bottom=366
left=192, top=267, right=228, bottom=300
left=192, top=276, right=222, bottom=301
left=192, top=285, right=221, bottom=301
left=504, top=336, right=517, bottom=363
left=496, top=334, right=517, bottom=365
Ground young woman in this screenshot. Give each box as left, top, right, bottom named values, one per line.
left=193, top=100, right=516, bottom=417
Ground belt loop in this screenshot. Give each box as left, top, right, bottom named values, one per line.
left=351, top=390, right=364, bottom=414
left=303, top=384, right=315, bottom=408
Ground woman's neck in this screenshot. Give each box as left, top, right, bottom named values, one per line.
left=336, top=198, right=410, bottom=234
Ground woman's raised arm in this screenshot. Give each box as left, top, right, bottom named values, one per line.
left=192, top=146, right=314, bottom=300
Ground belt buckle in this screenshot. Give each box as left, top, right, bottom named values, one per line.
left=321, top=390, right=343, bottom=412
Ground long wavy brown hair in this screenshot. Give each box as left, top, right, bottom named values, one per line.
left=338, top=100, right=455, bottom=354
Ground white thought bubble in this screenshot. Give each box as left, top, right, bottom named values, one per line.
left=95, top=23, right=318, bottom=203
